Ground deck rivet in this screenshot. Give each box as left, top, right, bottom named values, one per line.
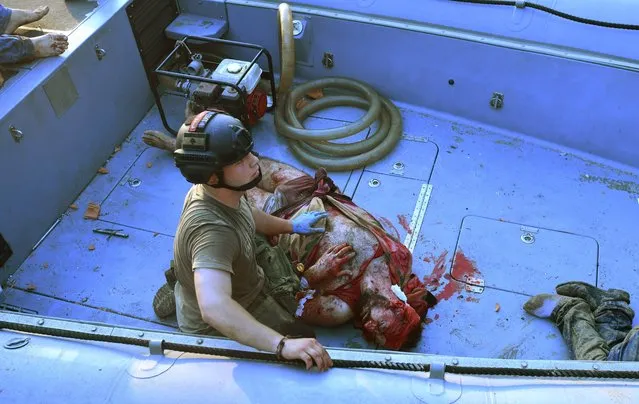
left=128, top=178, right=142, bottom=188
left=593, top=364, right=600, bottom=370
left=393, top=162, right=404, bottom=170
left=368, top=178, right=380, bottom=187
left=138, top=332, right=145, bottom=337
left=452, top=359, right=459, bottom=365
left=91, top=327, right=98, bottom=332
left=521, top=233, right=535, bottom=244
left=521, top=361, right=528, bottom=368
left=197, top=339, right=203, bottom=345
left=385, top=356, right=392, bottom=362
left=37, top=319, right=44, bottom=325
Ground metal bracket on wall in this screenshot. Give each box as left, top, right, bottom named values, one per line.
left=490, top=92, right=504, bottom=109
left=411, top=361, right=462, bottom=401
left=8, top=126, right=23, bottom=143
left=322, top=52, right=334, bottom=68
left=292, top=16, right=314, bottom=66
left=95, top=44, right=107, bottom=60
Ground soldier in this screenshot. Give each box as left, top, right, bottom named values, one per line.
left=157, top=110, right=332, bottom=371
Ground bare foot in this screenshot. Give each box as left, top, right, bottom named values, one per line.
left=31, top=34, right=68, bottom=58
left=143, top=130, right=177, bottom=152
left=4, top=6, right=49, bottom=34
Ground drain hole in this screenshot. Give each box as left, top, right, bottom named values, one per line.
left=128, top=178, right=142, bottom=187
left=521, top=233, right=535, bottom=244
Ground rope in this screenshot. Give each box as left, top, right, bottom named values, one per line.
left=3, top=319, right=639, bottom=379
left=449, top=0, right=639, bottom=30
left=447, top=365, right=639, bottom=379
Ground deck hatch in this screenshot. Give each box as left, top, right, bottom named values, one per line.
left=451, top=215, right=599, bottom=295
left=352, top=172, right=432, bottom=247
left=364, top=136, right=437, bottom=182
left=99, top=148, right=191, bottom=236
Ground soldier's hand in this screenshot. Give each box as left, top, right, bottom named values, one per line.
left=281, top=338, right=333, bottom=371
left=291, top=211, right=329, bottom=235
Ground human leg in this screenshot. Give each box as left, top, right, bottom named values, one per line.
left=0, top=34, right=34, bottom=64
left=0, top=4, right=10, bottom=34
left=524, top=293, right=609, bottom=360
left=1, top=5, right=49, bottom=34
left=607, top=326, right=639, bottom=361
left=556, top=281, right=634, bottom=347
left=141, top=130, right=176, bottom=152
left=0, top=33, right=67, bottom=64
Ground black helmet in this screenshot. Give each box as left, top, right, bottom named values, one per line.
left=174, top=110, right=261, bottom=190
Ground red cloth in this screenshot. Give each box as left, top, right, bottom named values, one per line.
left=324, top=244, right=384, bottom=310
left=272, top=168, right=438, bottom=318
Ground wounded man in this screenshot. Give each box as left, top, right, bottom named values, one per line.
left=245, top=161, right=438, bottom=350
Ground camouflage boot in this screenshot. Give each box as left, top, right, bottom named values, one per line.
left=556, top=281, right=633, bottom=347
left=152, top=262, right=177, bottom=318
left=555, top=281, right=630, bottom=311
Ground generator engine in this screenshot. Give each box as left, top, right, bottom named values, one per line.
left=171, top=53, right=269, bottom=128
left=153, top=37, right=278, bottom=135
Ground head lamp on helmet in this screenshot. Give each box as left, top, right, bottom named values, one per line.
left=174, top=110, right=262, bottom=191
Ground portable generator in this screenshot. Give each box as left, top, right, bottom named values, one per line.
left=153, top=35, right=278, bottom=135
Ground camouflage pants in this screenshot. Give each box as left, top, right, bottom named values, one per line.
left=555, top=297, right=639, bottom=361
left=244, top=234, right=314, bottom=337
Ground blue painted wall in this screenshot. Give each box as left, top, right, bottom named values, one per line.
left=0, top=2, right=154, bottom=283
left=216, top=1, right=638, bottom=171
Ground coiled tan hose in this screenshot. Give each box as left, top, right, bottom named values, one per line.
left=274, top=3, right=402, bottom=171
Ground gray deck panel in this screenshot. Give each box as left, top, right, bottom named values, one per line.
left=5, top=99, right=639, bottom=358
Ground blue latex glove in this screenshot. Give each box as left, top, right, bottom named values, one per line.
left=291, top=211, right=329, bottom=235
